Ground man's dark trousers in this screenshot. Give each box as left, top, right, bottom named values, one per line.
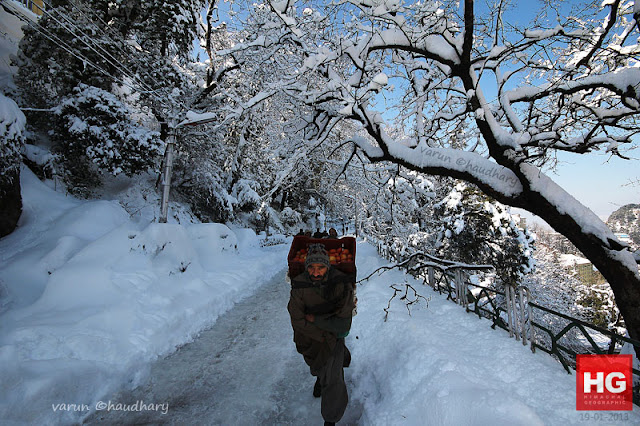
left=311, top=338, right=348, bottom=423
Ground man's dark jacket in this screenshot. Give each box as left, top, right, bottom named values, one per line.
left=288, top=267, right=355, bottom=371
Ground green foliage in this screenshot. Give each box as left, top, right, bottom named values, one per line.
left=434, top=183, right=536, bottom=285
left=52, top=84, right=162, bottom=194
left=14, top=1, right=205, bottom=195
left=15, top=4, right=121, bottom=109
left=0, top=94, right=25, bottom=182
left=577, top=284, right=621, bottom=330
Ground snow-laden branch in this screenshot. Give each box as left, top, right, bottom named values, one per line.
left=366, top=29, right=460, bottom=66
left=573, top=0, right=620, bottom=69
left=518, top=163, right=626, bottom=251
left=246, top=0, right=640, bottom=355
left=504, top=67, right=640, bottom=107
left=351, top=130, right=523, bottom=199
left=179, top=90, right=277, bottom=127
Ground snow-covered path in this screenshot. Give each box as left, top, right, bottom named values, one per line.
left=83, top=268, right=363, bottom=425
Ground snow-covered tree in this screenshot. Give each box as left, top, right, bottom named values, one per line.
left=14, top=1, right=205, bottom=193
left=52, top=84, right=163, bottom=194
left=173, top=0, right=338, bottom=225
left=15, top=1, right=119, bottom=108
left=262, top=0, right=640, bottom=352
left=279, top=206, right=303, bottom=233
left=0, top=93, right=25, bottom=236
left=434, top=182, right=535, bottom=286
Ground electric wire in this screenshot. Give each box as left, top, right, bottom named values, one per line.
left=4, top=2, right=138, bottom=93
left=15, top=0, right=176, bottom=111
left=39, top=0, right=165, bottom=98
left=37, top=1, right=156, bottom=95
left=57, top=0, right=237, bottom=121
left=8, top=0, right=230, bottom=126
left=3, top=0, right=146, bottom=97
left=61, top=0, right=199, bottom=116
left=34, top=0, right=171, bottom=108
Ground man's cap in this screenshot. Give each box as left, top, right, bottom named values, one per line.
left=305, top=243, right=330, bottom=268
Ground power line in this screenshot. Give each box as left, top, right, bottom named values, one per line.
left=10, top=0, right=230, bottom=125
left=44, top=0, right=172, bottom=99
left=60, top=0, right=198, bottom=116
left=37, top=0, right=158, bottom=95
left=3, top=1, right=138, bottom=93
left=35, top=0, right=173, bottom=108
left=13, top=0, right=182, bottom=111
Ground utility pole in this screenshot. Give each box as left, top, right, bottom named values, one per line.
left=159, top=127, right=176, bottom=223
left=354, top=192, right=359, bottom=238
left=157, top=113, right=218, bottom=223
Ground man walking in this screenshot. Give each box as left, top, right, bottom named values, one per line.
left=288, top=244, right=355, bottom=425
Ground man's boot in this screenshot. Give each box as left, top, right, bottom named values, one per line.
left=313, top=378, right=321, bottom=397
left=343, top=346, right=351, bottom=367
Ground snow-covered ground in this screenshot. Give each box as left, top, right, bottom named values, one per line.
left=0, top=167, right=289, bottom=424
left=0, top=168, right=639, bottom=425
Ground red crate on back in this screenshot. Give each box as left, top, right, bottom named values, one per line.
left=287, top=235, right=357, bottom=280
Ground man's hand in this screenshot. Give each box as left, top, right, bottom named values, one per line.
left=305, top=314, right=315, bottom=323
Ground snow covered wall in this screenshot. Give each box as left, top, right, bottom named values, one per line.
left=0, top=167, right=290, bottom=425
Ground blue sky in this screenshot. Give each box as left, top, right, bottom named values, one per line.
left=535, top=150, right=639, bottom=221
left=500, top=0, right=640, bottom=221
left=473, top=0, right=639, bottom=222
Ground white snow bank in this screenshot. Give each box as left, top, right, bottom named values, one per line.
left=2, top=168, right=639, bottom=425
left=560, top=253, right=592, bottom=267
left=0, top=92, right=26, bottom=141
left=347, top=242, right=640, bottom=425
left=0, top=168, right=290, bottom=425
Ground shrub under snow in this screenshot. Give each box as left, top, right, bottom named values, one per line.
left=52, top=84, right=162, bottom=192
left=0, top=93, right=25, bottom=178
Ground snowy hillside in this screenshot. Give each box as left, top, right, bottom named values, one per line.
left=607, top=204, right=640, bottom=250
left=1, top=166, right=638, bottom=425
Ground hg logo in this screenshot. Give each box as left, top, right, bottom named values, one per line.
left=576, top=354, right=633, bottom=411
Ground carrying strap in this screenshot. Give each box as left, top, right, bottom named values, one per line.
left=292, top=275, right=352, bottom=316
left=291, top=279, right=316, bottom=289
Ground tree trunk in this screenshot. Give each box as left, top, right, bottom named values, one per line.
left=0, top=168, right=22, bottom=238
left=459, top=62, right=640, bottom=359
left=517, top=189, right=640, bottom=359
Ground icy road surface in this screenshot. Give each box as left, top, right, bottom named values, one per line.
left=83, top=269, right=363, bottom=425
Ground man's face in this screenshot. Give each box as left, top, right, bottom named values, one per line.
left=307, top=263, right=328, bottom=281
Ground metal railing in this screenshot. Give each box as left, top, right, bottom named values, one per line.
left=427, top=266, right=535, bottom=348
left=529, top=302, right=640, bottom=406
left=372, top=243, right=640, bottom=406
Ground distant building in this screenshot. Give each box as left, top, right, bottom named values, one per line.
left=613, top=232, right=633, bottom=245
left=511, top=214, right=527, bottom=230
left=17, top=1, right=45, bottom=16
left=560, top=254, right=605, bottom=286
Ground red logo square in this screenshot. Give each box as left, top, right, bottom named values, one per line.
left=576, top=354, right=633, bottom=411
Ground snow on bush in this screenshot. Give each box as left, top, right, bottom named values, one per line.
left=231, top=178, right=261, bottom=211
left=0, top=93, right=25, bottom=177
left=52, top=84, right=162, bottom=188
left=279, top=206, right=302, bottom=231
left=434, top=182, right=536, bottom=286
